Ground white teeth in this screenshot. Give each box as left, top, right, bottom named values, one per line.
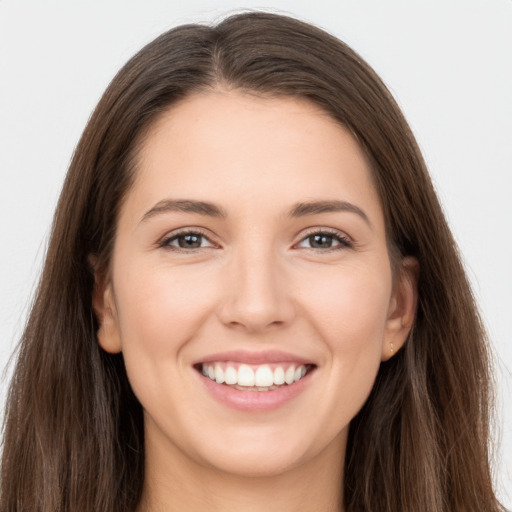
left=225, top=366, right=238, bottom=385
left=214, top=364, right=225, bottom=384
left=201, top=362, right=311, bottom=388
left=273, top=366, right=285, bottom=385
left=285, top=366, right=295, bottom=385
left=237, top=364, right=255, bottom=386
left=255, top=365, right=274, bottom=387
left=294, top=366, right=306, bottom=382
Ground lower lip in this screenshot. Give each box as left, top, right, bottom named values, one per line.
left=198, top=370, right=314, bottom=412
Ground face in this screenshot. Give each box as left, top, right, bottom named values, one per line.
left=95, top=91, right=416, bottom=479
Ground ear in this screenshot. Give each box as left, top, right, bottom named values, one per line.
left=382, top=256, right=419, bottom=361
left=91, top=263, right=122, bottom=354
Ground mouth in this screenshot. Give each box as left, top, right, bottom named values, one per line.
left=193, top=350, right=317, bottom=411
left=195, top=361, right=316, bottom=392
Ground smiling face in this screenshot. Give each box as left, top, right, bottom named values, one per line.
left=94, top=90, right=416, bottom=482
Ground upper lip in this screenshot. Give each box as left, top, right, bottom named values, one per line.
left=194, top=350, right=315, bottom=366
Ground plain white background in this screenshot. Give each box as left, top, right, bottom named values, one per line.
left=1, top=0, right=511, bottom=505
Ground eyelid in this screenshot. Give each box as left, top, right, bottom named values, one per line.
left=158, top=227, right=219, bottom=250
left=294, top=227, right=353, bottom=250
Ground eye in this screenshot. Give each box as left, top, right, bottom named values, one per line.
left=296, top=230, right=352, bottom=250
left=159, top=230, right=216, bottom=251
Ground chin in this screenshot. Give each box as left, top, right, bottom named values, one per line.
left=199, top=441, right=312, bottom=478
left=183, top=420, right=347, bottom=479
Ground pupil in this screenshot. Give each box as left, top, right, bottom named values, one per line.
left=179, top=234, right=201, bottom=248
left=311, top=234, right=332, bottom=248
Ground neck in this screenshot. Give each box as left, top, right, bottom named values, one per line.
left=137, top=428, right=346, bottom=512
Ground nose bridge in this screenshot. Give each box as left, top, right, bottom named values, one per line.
left=218, top=236, right=294, bottom=331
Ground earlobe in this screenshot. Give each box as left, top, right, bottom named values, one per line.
left=92, top=271, right=122, bottom=354
left=382, top=256, right=419, bottom=361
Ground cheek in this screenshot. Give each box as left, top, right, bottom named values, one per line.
left=110, top=266, right=213, bottom=416
left=114, top=261, right=216, bottom=351
left=298, top=263, right=392, bottom=350
left=299, top=264, right=390, bottom=404
left=302, top=268, right=391, bottom=425
left=111, top=262, right=218, bottom=414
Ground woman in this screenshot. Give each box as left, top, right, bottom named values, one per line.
left=1, top=11, right=505, bottom=512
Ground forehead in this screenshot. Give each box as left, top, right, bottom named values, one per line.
left=127, top=90, right=383, bottom=227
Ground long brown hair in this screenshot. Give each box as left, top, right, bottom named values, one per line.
left=1, top=11, right=504, bottom=512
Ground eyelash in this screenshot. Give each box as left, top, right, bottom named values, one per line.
left=159, top=229, right=216, bottom=251
left=158, top=228, right=353, bottom=253
left=297, top=228, right=353, bottom=251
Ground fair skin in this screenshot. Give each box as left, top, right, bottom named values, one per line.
left=94, top=90, right=417, bottom=512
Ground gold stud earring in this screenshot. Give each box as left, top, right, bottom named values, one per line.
left=390, top=342, right=395, bottom=355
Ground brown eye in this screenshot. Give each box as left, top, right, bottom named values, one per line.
left=177, top=234, right=203, bottom=248
left=308, top=234, right=335, bottom=249
left=160, top=231, right=215, bottom=250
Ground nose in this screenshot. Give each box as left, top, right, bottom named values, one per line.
left=216, top=244, right=296, bottom=333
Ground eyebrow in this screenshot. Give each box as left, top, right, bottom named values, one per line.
left=140, top=198, right=370, bottom=226
left=141, top=199, right=227, bottom=222
left=288, top=200, right=371, bottom=226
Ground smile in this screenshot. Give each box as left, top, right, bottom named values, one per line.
left=200, top=362, right=310, bottom=391
left=195, top=353, right=317, bottom=412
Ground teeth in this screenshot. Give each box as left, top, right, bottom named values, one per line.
left=214, top=364, right=225, bottom=384
left=274, top=366, right=285, bottom=385
left=225, top=366, right=237, bottom=385
left=201, top=362, right=310, bottom=389
left=237, top=364, right=255, bottom=386
left=285, top=366, right=295, bottom=385
left=232, top=384, right=279, bottom=392
left=255, top=365, right=274, bottom=387
left=294, top=366, right=306, bottom=381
